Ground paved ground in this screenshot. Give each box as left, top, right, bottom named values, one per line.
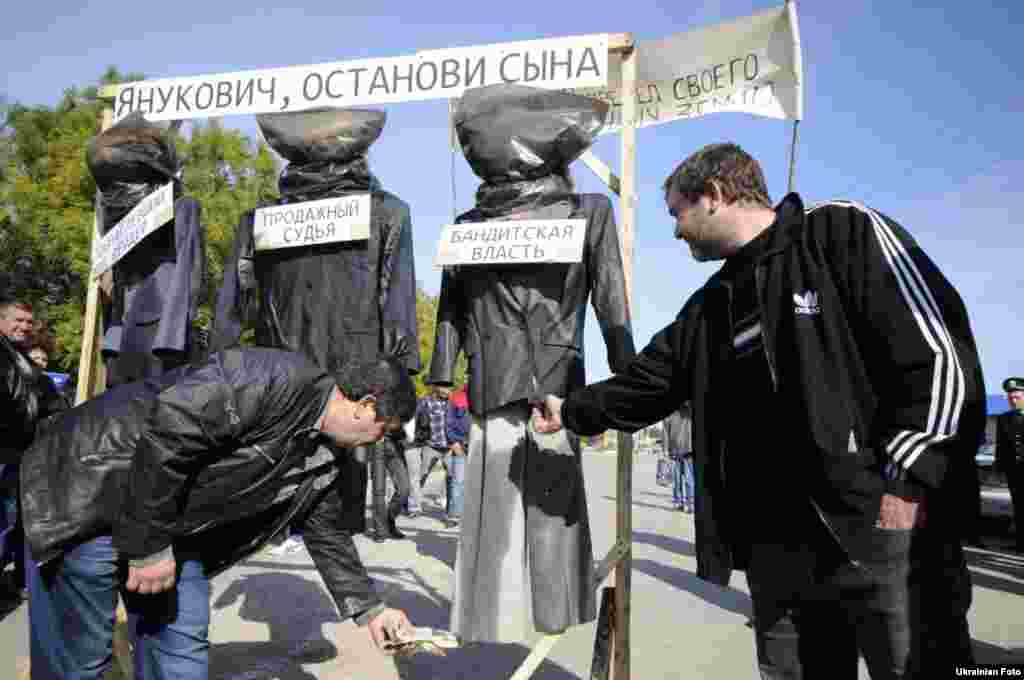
left=4, top=452, right=1022, bottom=679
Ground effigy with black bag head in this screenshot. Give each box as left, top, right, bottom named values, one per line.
left=211, top=107, right=419, bottom=535
left=430, top=84, right=635, bottom=643
left=86, top=112, right=206, bottom=385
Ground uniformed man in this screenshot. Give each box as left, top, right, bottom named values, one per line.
left=995, top=376, right=1024, bottom=552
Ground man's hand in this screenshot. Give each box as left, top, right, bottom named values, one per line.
left=531, top=395, right=565, bottom=434
left=125, top=557, right=177, bottom=594
left=876, top=493, right=926, bottom=530
left=450, top=442, right=464, bottom=456
left=367, top=607, right=413, bottom=654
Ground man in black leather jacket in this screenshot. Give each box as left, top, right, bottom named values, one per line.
left=21, top=347, right=416, bottom=680
left=0, top=298, right=65, bottom=599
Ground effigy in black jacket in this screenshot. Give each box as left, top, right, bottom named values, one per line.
left=211, top=108, right=419, bottom=376
left=20, top=347, right=381, bottom=621
left=87, top=112, right=206, bottom=385
left=561, top=194, right=986, bottom=585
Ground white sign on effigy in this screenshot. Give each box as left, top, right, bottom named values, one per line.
left=253, top=195, right=371, bottom=251
left=110, top=34, right=609, bottom=122
left=434, top=219, right=587, bottom=268
left=579, top=3, right=803, bottom=130
left=91, top=183, right=175, bottom=276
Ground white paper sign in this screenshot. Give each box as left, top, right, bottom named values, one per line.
left=254, top=195, right=371, bottom=251
left=434, top=219, right=586, bottom=268
left=91, top=183, right=175, bottom=276
left=111, top=34, right=609, bottom=122
left=578, top=4, right=803, bottom=131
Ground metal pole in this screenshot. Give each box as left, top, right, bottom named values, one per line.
left=787, top=119, right=800, bottom=193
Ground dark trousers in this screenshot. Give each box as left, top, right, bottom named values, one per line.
left=371, top=447, right=411, bottom=534
left=746, top=528, right=972, bottom=679
left=1009, top=467, right=1024, bottom=550
left=338, top=446, right=369, bottom=534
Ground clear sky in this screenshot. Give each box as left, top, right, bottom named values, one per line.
left=3, top=0, right=1022, bottom=395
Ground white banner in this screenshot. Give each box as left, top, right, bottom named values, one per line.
left=91, top=183, right=175, bottom=276
left=581, top=4, right=803, bottom=131
left=111, top=35, right=609, bottom=122
left=435, top=219, right=586, bottom=268
left=254, top=195, right=371, bottom=251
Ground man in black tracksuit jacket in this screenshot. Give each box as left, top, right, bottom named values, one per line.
left=537, top=144, right=985, bottom=679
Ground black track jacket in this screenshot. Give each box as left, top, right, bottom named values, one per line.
left=562, top=193, right=985, bottom=584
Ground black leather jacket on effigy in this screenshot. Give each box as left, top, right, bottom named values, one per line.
left=428, top=192, right=635, bottom=415
left=21, top=347, right=381, bottom=621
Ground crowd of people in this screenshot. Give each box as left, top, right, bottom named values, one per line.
left=1, top=142, right=1018, bottom=679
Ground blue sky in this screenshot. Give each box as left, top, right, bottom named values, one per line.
left=3, top=0, right=1022, bottom=396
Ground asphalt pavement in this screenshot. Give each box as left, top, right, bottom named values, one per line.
left=4, top=452, right=1022, bottom=679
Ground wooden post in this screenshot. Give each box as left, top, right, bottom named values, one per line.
left=75, top=106, right=113, bottom=405
left=613, top=40, right=637, bottom=680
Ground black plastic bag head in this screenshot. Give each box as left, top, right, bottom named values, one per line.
left=86, top=111, right=180, bottom=189
left=257, top=108, right=386, bottom=164
left=454, top=84, right=608, bottom=183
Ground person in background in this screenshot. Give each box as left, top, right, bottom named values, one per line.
left=0, top=297, right=65, bottom=601
left=443, top=387, right=470, bottom=528
left=665, top=403, right=695, bottom=513
left=995, top=376, right=1024, bottom=552
left=409, top=384, right=452, bottom=513
left=368, top=429, right=412, bottom=542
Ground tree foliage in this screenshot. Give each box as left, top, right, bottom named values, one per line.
left=2, top=68, right=463, bottom=394
left=0, top=69, right=278, bottom=372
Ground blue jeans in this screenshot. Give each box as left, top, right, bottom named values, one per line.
left=671, top=455, right=694, bottom=509
left=1, top=463, right=24, bottom=583
left=27, top=536, right=211, bottom=680
left=444, top=452, right=466, bottom=520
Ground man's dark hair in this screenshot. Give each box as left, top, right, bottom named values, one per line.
left=333, top=357, right=417, bottom=422
left=662, top=143, right=772, bottom=209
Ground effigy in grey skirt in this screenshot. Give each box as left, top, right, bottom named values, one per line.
left=450, top=402, right=596, bottom=643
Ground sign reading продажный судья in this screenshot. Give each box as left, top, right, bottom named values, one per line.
left=91, top=183, right=175, bottom=276
left=253, top=195, right=371, bottom=251
left=434, top=219, right=586, bottom=268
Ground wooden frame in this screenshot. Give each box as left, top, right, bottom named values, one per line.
left=79, top=34, right=641, bottom=680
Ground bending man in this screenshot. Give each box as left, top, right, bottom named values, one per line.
left=22, top=347, right=417, bottom=680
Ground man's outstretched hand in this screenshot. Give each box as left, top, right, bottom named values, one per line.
left=368, top=607, right=414, bottom=653
left=531, top=395, right=565, bottom=434
left=126, top=556, right=177, bottom=594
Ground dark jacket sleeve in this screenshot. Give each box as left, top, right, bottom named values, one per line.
left=584, top=195, right=636, bottom=374
left=815, top=202, right=985, bottom=492
left=153, top=198, right=206, bottom=355
left=211, top=211, right=257, bottom=352
left=302, top=481, right=383, bottom=621
left=563, top=309, right=693, bottom=436
left=427, top=267, right=464, bottom=386
left=379, top=207, right=420, bottom=373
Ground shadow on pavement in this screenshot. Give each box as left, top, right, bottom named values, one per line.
left=209, top=572, right=338, bottom=680
left=395, top=641, right=580, bottom=680
left=630, top=531, right=751, bottom=617
left=0, top=594, right=23, bottom=622
left=964, top=545, right=1024, bottom=597
left=600, top=495, right=677, bottom=513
